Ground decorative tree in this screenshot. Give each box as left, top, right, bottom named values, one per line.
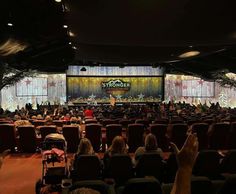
left=0, top=62, right=35, bottom=91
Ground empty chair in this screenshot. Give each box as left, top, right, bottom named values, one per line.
left=127, top=124, right=145, bottom=153
left=135, top=153, right=164, bottom=182
left=193, top=150, right=223, bottom=180
left=85, top=124, right=102, bottom=152
left=150, top=124, right=169, bottom=151
left=117, top=177, right=162, bottom=194
left=72, top=155, right=102, bottom=181
left=191, top=123, right=209, bottom=150
left=0, top=124, right=16, bottom=152
left=70, top=180, right=115, bottom=194
left=220, top=150, right=236, bottom=174
left=168, top=124, right=188, bottom=149
left=39, top=126, right=57, bottom=140
left=104, top=154, right=134, bottom=185
left=62, top=125, right=80, bottom=153
left=106, top=124, right=122, bottom=147
left=208, top=123, right=230, bottom=150
left=17, top=125, right=37, bottom=153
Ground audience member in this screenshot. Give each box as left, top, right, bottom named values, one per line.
left=134, top=133, right=163, bottom=161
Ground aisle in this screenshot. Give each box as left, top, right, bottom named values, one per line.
left=0, top=154, right=42, bottom=194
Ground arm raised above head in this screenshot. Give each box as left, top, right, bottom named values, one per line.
left=170, top=133, right=199, bottom=194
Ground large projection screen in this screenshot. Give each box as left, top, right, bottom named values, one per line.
left=67, top=76, right=163, bottom=103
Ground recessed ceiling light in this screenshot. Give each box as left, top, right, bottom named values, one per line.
left=63, top=25, right=68, bottom=29
left=7, top=23, right=13, bottom=27
left=55, top=0, right=61, bottom=2
left=68, top=31, right=75, bottom=37
left=179, top=51, right=200, bottom=58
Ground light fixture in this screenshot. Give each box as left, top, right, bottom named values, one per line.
left=179, top=51, right=200, bottom=58
left=54, top=0, right=61, bottom=2
left=7, top=22, right=13, bottom=27
left=68, top=31, right=75, bottom=37
left=68, top=42, right=72, bottom=45
left=80, top=67, right=87, bottom=71
left=63, top=24, right=68, bottom=29
left=72, top=46, right=77, bottom=50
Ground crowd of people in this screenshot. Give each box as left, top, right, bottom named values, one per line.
left=1, top=101, right=236, bottom=194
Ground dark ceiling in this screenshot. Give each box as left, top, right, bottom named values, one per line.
left=1, top=0, right=236, bottom=79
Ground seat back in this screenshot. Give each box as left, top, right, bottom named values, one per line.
left=106, top=124, right=122, bottom=147
left=191, top=123, right=209, bottom=150
left=122, top=177, right=162, bottom=194
left=85, top=119, right=98, bottom=124
left=165, top=152, right=178, bottom=183
left=105, top=154, right=133, bottom=185
left=53, top=120, right=64, bottom=127
left=18, top=125, right=37, bottom=153
left=208, top=123, right=230, bottom=150
left=135, top=119, right=150, bottom=128
left=191, top=176, right=213, bottom=194
left=73, top=155, right=102, bottom=181
left=119, top=119, right=134, bottom=129
left=0, top=124, right=16, bottom=152
left=220, top=150, right=236, bottom=174
left=228, top=122, right=236, bottom=149
left=39, top=126, right=57, bottom=140
left=62, top=125, right=80, bottom=153
left=150, top=124, right=168, bottom=151
left=193, top=150, right=222, bottom=179
left=85, top=124, right=102, bottom=152
left=135, top=153, right=164, bottom=181
left=170, top=124, right=188, bottom=149
left=127, top=124, right=145, bottom=153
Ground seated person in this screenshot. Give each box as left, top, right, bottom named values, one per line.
left=71, top=138, right=95, bottom=169
left=134, top=133, right=163, bottom=161
left=103, top=136, right=128, bottom=167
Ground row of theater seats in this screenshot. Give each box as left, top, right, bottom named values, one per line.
left=43, top=176, right=236, bottom=194
left=70, top=151, right=236, bottom=184
left=38, top=152, right=236, bottom=194
left=1, top=121, right=236, bottom=153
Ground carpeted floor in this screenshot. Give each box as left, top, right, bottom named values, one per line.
left=0, top=154, right=43, bottom=194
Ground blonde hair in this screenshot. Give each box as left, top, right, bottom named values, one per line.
left=77, top=138, right=94, bottom=155
left=145, top=133, right=158, bottom=151
left=109, top=136, right=126, bottom=155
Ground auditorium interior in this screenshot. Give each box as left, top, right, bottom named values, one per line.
left=1, top=1, right=236, bottom=194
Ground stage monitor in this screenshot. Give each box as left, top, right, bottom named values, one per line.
left=67, top=76, right=163, bottom=104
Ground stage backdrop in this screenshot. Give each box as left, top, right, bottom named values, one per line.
left=67, top=76, right=163, bottom=103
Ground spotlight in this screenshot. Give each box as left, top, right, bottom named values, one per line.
left=80, top=67, right=87, bottom=71
left=55, top=0, right=61, bottom=2
left=63, top=25, right=68, bottom=29
left=68, top=42, right=72, bottom=45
